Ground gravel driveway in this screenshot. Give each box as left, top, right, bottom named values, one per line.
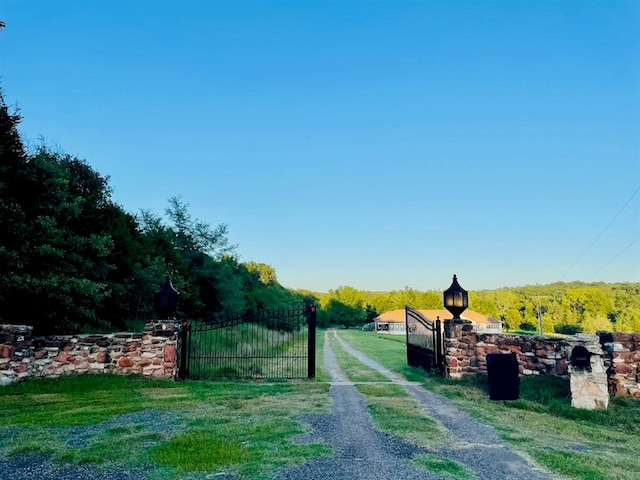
left=327, top=330, right=555, bottom=480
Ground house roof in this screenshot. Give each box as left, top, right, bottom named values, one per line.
left=374, top=308, right=500, bottom=325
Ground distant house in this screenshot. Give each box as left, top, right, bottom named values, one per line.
left=373, top=308, right=502, bottom=335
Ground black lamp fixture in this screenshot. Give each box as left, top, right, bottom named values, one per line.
left=154, top=276, right=180, bottom=319
left=443, top=274, right=469, bottom=320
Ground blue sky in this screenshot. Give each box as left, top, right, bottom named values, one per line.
left=1, top=1, right=639, bottom=292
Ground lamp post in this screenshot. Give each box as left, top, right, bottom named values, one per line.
left=443, top=274, right=468, bottom=322
left=154, top=276, right=180, bottom=319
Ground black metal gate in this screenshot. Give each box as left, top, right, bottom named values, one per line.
left=405, top=306, right=443, bottom=374
left=179, top=306, right=316, bottom=380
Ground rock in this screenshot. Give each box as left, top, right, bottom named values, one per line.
left=95, top=352, right=110, bottom=363
left=163, top=344, right=176, bottom=362
left=118, top=357, right=134, bottom=368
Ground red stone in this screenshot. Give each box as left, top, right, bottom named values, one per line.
left=615, top=383, right=628, bottom=396
left=18, top=363, right=28, bottom=373
left=163, top=344, right=177, bottom=362
left=615, top=364, right=634, bottom=375
left=95, top=352, right=110, bottom=363
left=118, top=357, right=134, bottom=368
left=34, top=350, right=46, bottom=360
left=54, top=352, right=68, bottom=363
left=552, top=358, right=568, bottom=376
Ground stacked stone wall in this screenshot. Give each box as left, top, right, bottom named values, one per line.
left=602, top=332, right=640, bottom=397
left=444, top=326, right=640, bottom=398
left=0, top=321, right=179, bottom=386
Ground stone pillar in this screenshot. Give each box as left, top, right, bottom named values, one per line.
left=444, top=319, right=473, bottom=379
left=567, top=334, right=609, bottom=410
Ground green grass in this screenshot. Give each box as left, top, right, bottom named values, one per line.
left=335, top=329, right=640, bottom=480
left=411, top=454, right=476, bottom=480
left=326, top=333, right=388, bottom=382
left=0, top=374, right=331, bottom=479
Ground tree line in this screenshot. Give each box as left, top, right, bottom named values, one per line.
left=304, top=282, right=640, bottom=334
left=1, top=89, right=637, bottom=335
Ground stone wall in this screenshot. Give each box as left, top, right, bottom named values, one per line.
left=602, top=332, right=640, bottom=397
left=444, top=324, right=640, bottom=397
left=0, top=321, right=180, bottom=386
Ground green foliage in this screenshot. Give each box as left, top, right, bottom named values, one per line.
left=324, top=298, right=366, bottom=328
left=555, top=324, right=583, bottom=335
left=519, top=321, right=537, bottom=332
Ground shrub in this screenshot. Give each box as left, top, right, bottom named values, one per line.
left=519, top=321, right=537, bottom=332
left=555, top=324, right=583, bottom=335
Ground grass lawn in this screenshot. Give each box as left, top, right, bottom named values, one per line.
left=0, top=374, right=331, bottom=480
left=336, top=329, right=640, bottom=480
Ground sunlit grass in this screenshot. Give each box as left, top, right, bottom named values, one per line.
left=327, top=333, right=388, bottom=382
left=411, top=454, right=476, bottom=480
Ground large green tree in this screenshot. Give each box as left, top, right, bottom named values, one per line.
left=0, top=112, right=119, bottom=332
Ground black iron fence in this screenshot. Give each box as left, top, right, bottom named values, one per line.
left=179, top=306, right=316, bottom=380
left=405, top=306, right=443, bottom=374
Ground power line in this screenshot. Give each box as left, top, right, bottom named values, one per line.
left=590, top=235, right=640, bottom=280
left=562, top=184, right=640, bottom=279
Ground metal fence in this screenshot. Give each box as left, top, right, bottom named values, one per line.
left=179, top=306, right=316, bottom=380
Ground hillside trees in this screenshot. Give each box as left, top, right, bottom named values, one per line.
left=312, top=281, right=639, bottom=334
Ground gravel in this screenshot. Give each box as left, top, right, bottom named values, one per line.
left=0, top=454, right=154, bottom=480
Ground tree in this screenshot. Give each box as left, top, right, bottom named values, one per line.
left=325, top=299, right=366, bottom=328
left=0, top=122, right=117, bottom=332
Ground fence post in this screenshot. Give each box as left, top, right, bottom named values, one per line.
left=307, top=306, right=317, bottom=378
left=179, top=320, right=189, bottom=380
left=435, top=317, right=443, bottom=375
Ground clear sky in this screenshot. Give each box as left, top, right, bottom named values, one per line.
left=1, top=1, right=639, bottom=292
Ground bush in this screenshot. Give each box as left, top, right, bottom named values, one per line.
left=519, top=321, right=537, bottom=332
left=555, top=324, right=583, bottom=335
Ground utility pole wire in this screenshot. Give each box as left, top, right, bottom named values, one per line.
left=590, top=235, right=640, bottom=280
left=562, top=184, right=640, bottom=279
